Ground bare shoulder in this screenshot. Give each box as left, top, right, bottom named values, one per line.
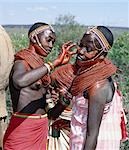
left=89, top=78, right=109, bottom=92
left=88, top=78, right=115, bottom=103
left=12, top=60, right=28, bottom=88
left=13, top=60, right=27, bottom=72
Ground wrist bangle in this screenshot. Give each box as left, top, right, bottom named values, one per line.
left=44, top=63, right=51, bottom=73
left=48, top=61, right=54, bottom=70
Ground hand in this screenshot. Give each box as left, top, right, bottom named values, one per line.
left=47, top=102, right=66, bottom=120
left=51, top=88, right=59, bottom=104
left=59, top=88, right=73, bottom=101
left=49, top=85, right=60, bottom=103
left=53, top=41, right=77, bottom=67
left=62, top=41, right=77, bottom=54
left=61, top=41, right=78, bottom=65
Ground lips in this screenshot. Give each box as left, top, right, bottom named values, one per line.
left=77, top=54, right=85, bottom=61
left=46, top=48, right=52, bottom=54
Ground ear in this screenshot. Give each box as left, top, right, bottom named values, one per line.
left=30, top=36, right=36, bottom=43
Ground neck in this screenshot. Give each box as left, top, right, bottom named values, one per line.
left=76, top=57, right=103, bottom=67
left=75, top=58, right=104, bottom=72
left=28, top=44, right=35, bottom=52
left=29, top=43, right=47, bottom=57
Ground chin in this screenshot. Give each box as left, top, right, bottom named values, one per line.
left=43, top=53, right=48, bottom=57
left=76, top=59, right=82, bottom=64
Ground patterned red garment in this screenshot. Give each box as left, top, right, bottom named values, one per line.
left=3, top=113, right=48, bottom=150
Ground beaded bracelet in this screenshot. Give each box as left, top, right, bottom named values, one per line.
left=47, top=61, right=54, bottom=70
left=44, top=63, right=51, bottom=73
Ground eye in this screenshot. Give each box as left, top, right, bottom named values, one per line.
left=79, top=43, right=83, bottom=47
left=52, top=39, right=55, bottom=44
left=86, top=46, right=92, bottom=52
left=47, top=39, right=51, bottom=42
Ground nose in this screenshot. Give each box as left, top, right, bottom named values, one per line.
left=49, top=41, right=53, bottom=49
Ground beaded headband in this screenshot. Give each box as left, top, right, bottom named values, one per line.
left=87, top=26, right=111, bottom=52
left=29, top=25, right=55, bottom=38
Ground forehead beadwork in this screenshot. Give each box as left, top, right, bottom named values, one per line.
left=87, top=26, right=111, bottom=52
left=28, top=25, right=55, bottom=38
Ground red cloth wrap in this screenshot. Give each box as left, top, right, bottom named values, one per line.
left=3, top=113, right=48, bottom=150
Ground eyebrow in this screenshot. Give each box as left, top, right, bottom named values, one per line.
left=49, top=36, right=54, bottom=39
left=48, top=34, right=55, bottom=38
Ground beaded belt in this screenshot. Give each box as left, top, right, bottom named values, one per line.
left=13, top=113, right=47, bottom=119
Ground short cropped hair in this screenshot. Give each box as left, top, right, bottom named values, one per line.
left=97, top=26, right=114, bottom=47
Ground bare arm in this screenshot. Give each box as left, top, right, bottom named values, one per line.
left=13, top=60, right=48, bottom=88
left=83, top=80, right=110, bottom=150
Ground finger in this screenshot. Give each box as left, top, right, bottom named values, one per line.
left=66, top=44, right=77, bottom=53
left=51, top=90, right=56, bottom=94
left=64, top=53, right=71, bottom=58
left=69, top=51, right=77, bottom=55
left=67, top=43, right=77, bottom=49
left=63, top=54, right=71, bottom=62
left=52, top=93, right=59, bottom=98
left=62, top=41, right=73, bottom=48
left=63, top=41, right=73, bottom=46
left=62, top=42, right=75, bottom=54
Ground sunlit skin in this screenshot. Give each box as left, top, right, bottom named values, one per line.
left=75, top=33, right=115, bottom=150
left=76, top=33, right=101, bottom=62
left=4, top=25, right=78, bottom=150
left=10, top=27, right=76, bottom=116
left=38, top=30, right=56, bottom=55
left=9, top=29, right=56, bottom=114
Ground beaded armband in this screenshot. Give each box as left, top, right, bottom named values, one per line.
left=44, top=61, right=54, bottom=73
left=48, top=61, right=54, bottom=70
left=44, top=63, right=51, bottom=73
